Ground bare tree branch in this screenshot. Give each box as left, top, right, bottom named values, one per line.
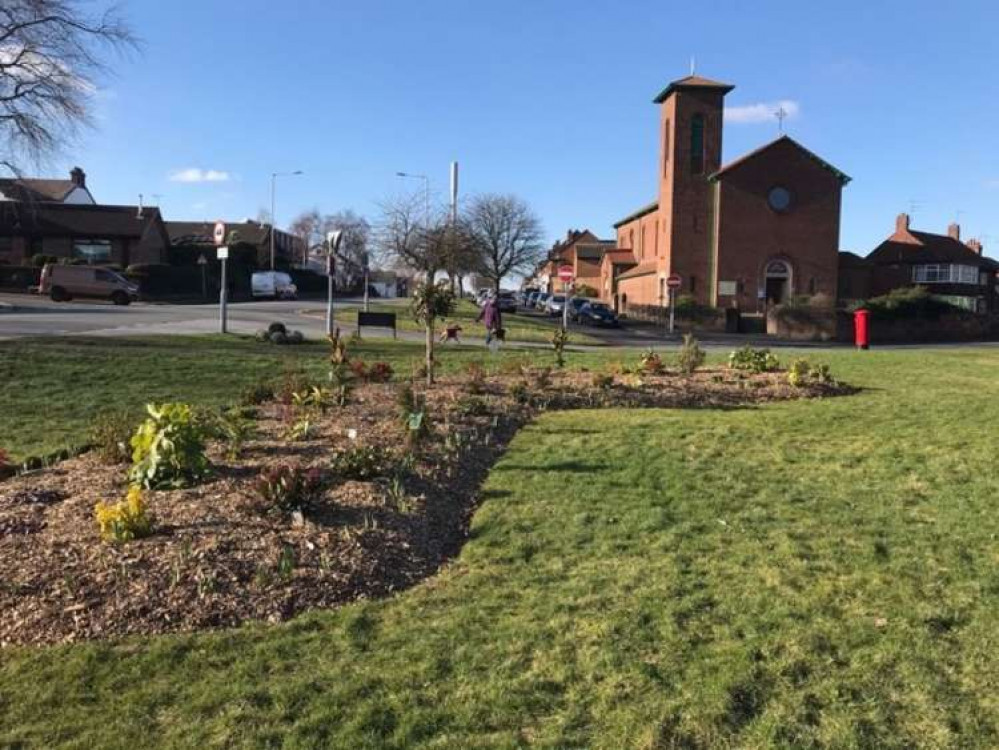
left=0, top=0, right=137, bottom=176
left=466, top=193, right=545, bottom=293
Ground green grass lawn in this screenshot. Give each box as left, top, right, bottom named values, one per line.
left=333, top=299, right=605, bottom=346
left=3, top=345, right=999, bottom=747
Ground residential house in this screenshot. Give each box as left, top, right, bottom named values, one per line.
left=0, top=167, right=96, bottom=205
left=165, top=220, right=306, bottom=268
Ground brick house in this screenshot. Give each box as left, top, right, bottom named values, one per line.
left=0, top=167, right=96, bottom=205
left=165, top=220, right=307, bottom=268
left=611, top=74, right=849, bottom=315
left=858, top=214, right=998, bottom=313
left=599, top=250, right=637, bottom=309
left=534, top=229, right=614, bottom=293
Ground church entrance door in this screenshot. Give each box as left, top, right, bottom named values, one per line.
left=764, top=260, right=791, bottom=305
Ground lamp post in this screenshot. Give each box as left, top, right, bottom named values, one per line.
left=270, top=170, right=304, bottom=270
left=396, top=171, right=431, bottom=281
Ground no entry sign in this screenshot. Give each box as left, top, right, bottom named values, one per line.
left=558, top=265, right=574, bottom=282
left=666, top=274, right=682, bottom=290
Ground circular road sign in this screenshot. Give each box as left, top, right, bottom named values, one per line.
left=213, top=221, right=226, bottom=246
left=666, top=273, right=682, bottom=290
left=558, top=265, right=574, bottom=282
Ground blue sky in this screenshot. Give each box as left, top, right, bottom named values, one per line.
left=65, top=0, right=999, bottom=255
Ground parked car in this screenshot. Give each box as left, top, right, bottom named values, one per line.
left=518, top=287, right=538, bottom=306
left=38, top=264, right=139, bottom=305
left=567, top=296, right=590, bottom=322
left=497, top=290, right=517, bottom=313
left=525, top=291, right=540, bottom=309
left=546, top=294, right=566, bottom=316
left=534, top=292, right=550, bottom=311
left=579, top=301, right=619, bottom=326
left=251, top=271, right=298, bottom=299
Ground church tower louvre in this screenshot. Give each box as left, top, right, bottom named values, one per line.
left=654, top=74, right=733, bottom=302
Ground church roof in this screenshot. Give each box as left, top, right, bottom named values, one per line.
left=612, top=201, right=658, bottom=228
left=709, top=135, right=851, bottom=185
left=652, top=75, right=735, bottom=103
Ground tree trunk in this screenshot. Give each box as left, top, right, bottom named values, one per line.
left=425, top=321, right=434, bottom=386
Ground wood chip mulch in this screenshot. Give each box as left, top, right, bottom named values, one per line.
left=0, top=367, right=853, bottom=646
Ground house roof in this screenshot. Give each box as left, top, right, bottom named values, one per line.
left=0, top=178, right=80, bottom=203
left=867, top=231, right=999, bottom=270
left=616, top=261, right=659, bottom=280
left=838, top=251, right=870, bottom=268
left=0, top=202, right=163, bottom=238
left=709, top=135, right=851, bottom=185
left=613, top=201, right=658, bottom=229
left=574, top=241, right=615, bottom=260
left=165, top=220, right=270, bottom=246
left=603, top=250, right=637, bottom=266
left=653, top=74, right=735, bottom=103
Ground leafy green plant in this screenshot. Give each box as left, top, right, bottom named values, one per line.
left=292, top=386, right=334, bottom=416
left=330, top=445, right=395, bottom=481
left=411, top=281, right=457, bottom=385
left=591, top=373, right=614, bottom=390
left=639, top=349, right=665, bottom=375
left=787, top=359, right=836, bottom=388
left=204, top=407, right=257, bottom=460
left=128, top=403, right=209, bottom=489
left=286, top=418, right=318, bottom=441
left=728, top=346, right=780, bottom=374
left=551, top=327, right=568, bottom=369
left=397, top=384, right=430, bottom=446
left=253, top=463, right=324, bottom=515
left=94, top=486, right=154, bottom=543
left=677, top=334, right=705, bottom=376
left=89, top=410, right=135, bottom=465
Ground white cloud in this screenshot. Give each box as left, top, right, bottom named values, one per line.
left=169, top=168, right=231, bottom=183
left=985, top=179, right=999, bottom=190
left=725, top=99, right=800, bottom=125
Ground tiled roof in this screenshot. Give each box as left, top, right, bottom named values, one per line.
left=653, top=74, right=735, bottom=103
left=603, top=250, right=637, bottom=266
left=612, top=201, right=658, bottom=228
left=574, top=241, right=615, bottom=260
left=616, top=261, right=658, bottom=280
left=867, top=231, right=999, bottom=270
left=0, top=202, right=162, bottom=237
left=709, top=135, right=851, bottom=185
left=0, top=179, right=78, bottom=202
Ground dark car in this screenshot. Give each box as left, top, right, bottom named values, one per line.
left=579, top=301, right=618, bottom=326
left=497, top=291, right=517, bottom=313
left=567, top=297, right=589, bottom=322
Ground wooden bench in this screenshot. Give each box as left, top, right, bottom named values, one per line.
left=357, top=311, right=397, bottom=339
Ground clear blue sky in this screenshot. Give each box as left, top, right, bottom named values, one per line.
left=66, top=0, right=999, bottom=256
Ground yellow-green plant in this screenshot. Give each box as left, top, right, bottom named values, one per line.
left=129, top=403, right=209, bottom=489
left=94, top=486, right=154, bottom=543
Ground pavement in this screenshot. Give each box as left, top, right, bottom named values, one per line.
left=1, top=292, right=995, bottom=351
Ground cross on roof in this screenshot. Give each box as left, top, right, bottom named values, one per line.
left=775, top=105, right=788, bottom=134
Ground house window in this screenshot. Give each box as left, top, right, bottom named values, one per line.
left=72, top=239, right=112, bottom=263
left=691, top=114, right=705, bottom=174
left=912, top=264, right=979, bottom=284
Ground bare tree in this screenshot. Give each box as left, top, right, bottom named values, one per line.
left=1, top=1, right=136, bottom=175
left=322, top=209, right=370, bottom=291
left=466, top=194, right=545, bottom=295
left=375, top=191, right=451, bottom=278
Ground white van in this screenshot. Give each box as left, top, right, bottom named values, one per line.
left=251, top=271, right=298, bottom=300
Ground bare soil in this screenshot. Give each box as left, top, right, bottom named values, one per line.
left=0, top=367, right=851, bottom=646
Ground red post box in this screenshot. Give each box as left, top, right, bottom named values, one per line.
left=854, top=308, right=870, bottom=350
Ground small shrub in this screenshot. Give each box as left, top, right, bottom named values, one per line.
left=329, top=445, right=394, bottom=481
left=94, top=486, right=154, bottom=543
left=591, top=372, right=614, bottom=390
left=728, top=346, right=780, bottom=374
left=465, top=361, right=487, bottom=393
left=205, top=407, right=257, bottom=460
left=292, top=385, right=333, bottom=416
left=90, top=410, right=135, bottom=465
left=639, top=349, right=665, bottom=375
left=677, top=334, right=705, bottom=375
left=286, top=418, right=318, bottom=441
left=129, top=403, right=209, bottom=489
left=253, top=464, right=324, bottom=515
left=367, top=361, right=394, bottom=383
left=349, top=359, right=369, bottom=380
left=787, top=359, right=836, bottom=388
left=551, top=327, right=568, bottom=369
left=397, top=384, right=430, bottom=445
left=240, top=380, right=275, bottom=406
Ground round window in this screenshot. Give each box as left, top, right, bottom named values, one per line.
left=768, top=186, right=792, bottom=213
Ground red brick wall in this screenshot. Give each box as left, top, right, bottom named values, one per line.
left=714, top=139, right=843, bottom=313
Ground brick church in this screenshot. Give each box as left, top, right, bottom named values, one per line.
left=605, top=74, right=850, bottom=314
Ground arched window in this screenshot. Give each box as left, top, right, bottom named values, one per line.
left=691, top=114, right=705, bottom=174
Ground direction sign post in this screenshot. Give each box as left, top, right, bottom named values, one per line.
left=326, top=231, right=343, bottom=336
left=666, top=273, right=682, bottom=335
left=214, top=222, right=228, bottom=334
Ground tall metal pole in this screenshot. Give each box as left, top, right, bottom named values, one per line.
left=219, top=253, right=228, bottom=333
left=269, top=173, right=276, bottom=270
left=668, top=289, right=676, bottom=334
left=562, top=279, right=570, bottom=330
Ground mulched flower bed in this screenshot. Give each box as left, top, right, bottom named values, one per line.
left=0, top=366, right=852, bottom=646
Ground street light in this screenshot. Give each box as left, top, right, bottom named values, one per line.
left=270, top=170, right=304, bottom=270
left=396, top=171, right=431, bottom=281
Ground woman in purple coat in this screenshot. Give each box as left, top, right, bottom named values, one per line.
left=476, top=294, right=503, bottom=346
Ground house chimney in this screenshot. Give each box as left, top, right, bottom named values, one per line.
left=70, top=167, right=86, bottom=188
left=966, top=238, right=983, bottom=255
left=947, top=223, right=961, bottom=241
left=895, top=213, right=910, bottom=234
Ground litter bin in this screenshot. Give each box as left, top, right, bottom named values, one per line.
left=725, top=307, right=741, bottom=334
